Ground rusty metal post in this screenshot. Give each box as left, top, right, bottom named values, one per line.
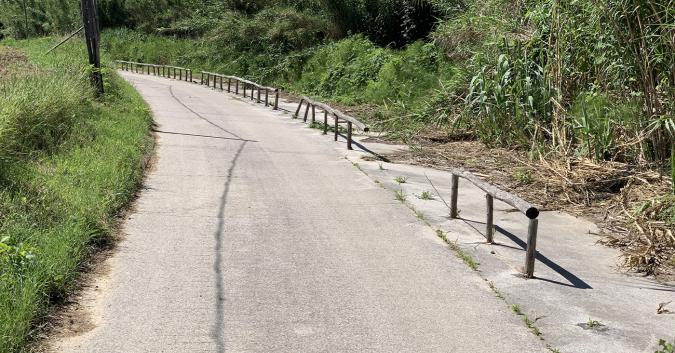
left=450, top=175, right=459, bottom=218
left=486, top=194, right=494, bottom=243
left=323, top=111, right=328, bottom=135
left=294, top=100, right=303, bottom=119
left=524, top=219, right=539, bottom=278
left=303, top=103, right=310, bottom=122
left=273, top=90, right=279, bottom=110
left=347, top=122, right=353, bottom=150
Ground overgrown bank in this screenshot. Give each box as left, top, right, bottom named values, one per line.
left=0, top=39, right=153, bottom=352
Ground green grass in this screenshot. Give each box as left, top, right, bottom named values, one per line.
left=416, top=191, right=434, bottom=200
left=435, top=229, right=479, bottom=271
left=0, top=38, right=153, bottom=353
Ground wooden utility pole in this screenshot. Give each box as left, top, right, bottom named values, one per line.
left=81, top=0, right=103, bottom=95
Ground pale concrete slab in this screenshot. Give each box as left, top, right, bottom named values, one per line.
left=49, top=73, right=548, bottom=353
left=345, top=146, right=675, bottom=353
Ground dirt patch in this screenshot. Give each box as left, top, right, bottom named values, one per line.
left=385, top=139, right=674, bottom=279
left=0, top=46, right=33, bottom=78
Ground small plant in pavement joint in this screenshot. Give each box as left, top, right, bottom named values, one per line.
left=394, top=176, right=408, bottom=184
left=416, top=191, right=434, bottom=200
left=487, top=281, right=504, bottom=300
left=436, top=230, right=479, bottom=271
left=587, top=318, right=603, bottom=328
left=546, top=345, right=561, bottom=353
left=415, top=210, right=426, bottom=221
left=395, top=189, right=406, bottom=202
left=656, top=339, right=674, bottom=353
left=511, top=304, right=522, bottom=315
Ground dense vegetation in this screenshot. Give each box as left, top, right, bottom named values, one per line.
left=0, top=39, right=153, bottom=352
left=22, top=0, right=666, bottom=172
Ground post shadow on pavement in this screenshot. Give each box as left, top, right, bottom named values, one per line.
left=457, top=217, right=592, bottom=289
left=494, top=225, right=593, bottom=289
left=152, top=128, right=259, bottom=143
left=335, top=132, right=391, bottom=162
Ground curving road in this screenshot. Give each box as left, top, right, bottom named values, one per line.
left=51, top=72, right=546, bottom=353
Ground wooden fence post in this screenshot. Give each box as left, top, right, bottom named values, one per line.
left=80, top=0, right=103, bottom=96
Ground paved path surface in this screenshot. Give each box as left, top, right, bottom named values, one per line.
left=51, top=72, right=547, bottom=352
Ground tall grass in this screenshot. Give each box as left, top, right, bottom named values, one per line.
left=0, top=38, right=153, bottom=352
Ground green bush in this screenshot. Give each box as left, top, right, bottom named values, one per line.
left=293, top=35, right=391, bottom=104
left=365, top=41, right=443, bottom=105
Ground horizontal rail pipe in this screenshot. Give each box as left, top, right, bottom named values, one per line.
left=448, top=167, right=540, bottom=278
left=200, top=71, right=280, bottom=110
left=293, top=97, right=369, bottom=151
left=115, top=60, right=192, bottom=82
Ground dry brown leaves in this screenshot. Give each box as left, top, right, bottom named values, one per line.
left=0, top=46, right=30, bottom=79
left=386, top=139, right=674, bottom=279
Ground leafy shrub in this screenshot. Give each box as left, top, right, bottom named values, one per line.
left=294, top=35, right=390, bottom=103
left=365, top=41, right=443, bottom=104
left=466, top=40, right=554, bottom=148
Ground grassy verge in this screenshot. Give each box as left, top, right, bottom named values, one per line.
left=0, top=38, right=153, bottom=352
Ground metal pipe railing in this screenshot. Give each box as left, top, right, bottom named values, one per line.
left=449, top=168, right=540, bottom=278
left=293, top=97, right=369, bottom=151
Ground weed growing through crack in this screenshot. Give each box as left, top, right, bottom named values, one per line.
left=488, top=281, right=504, bottom=300
left=547, top=345, right=561, bottom=353
left=394, top=176, right=408, bottom=184
left=417, top=191, right=434, bottom=200
left=524, top=316, right=541, bottom=336
left=395, top=189, right=406, bottom=202
left=511, top=304, right=522, bottom=315
left=511, top=304, right=543, bottom=338
left=655, top=339, right=674, bottom=353
left=587, top=318, right=603, bottom=328
left=415, top=210, right=426, bottom=221
left=436, top=230, right=479, bottom=271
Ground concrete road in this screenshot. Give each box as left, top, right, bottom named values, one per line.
left=51, top=72, right=546, bottom=353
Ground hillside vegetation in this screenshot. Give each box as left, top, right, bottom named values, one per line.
left=1, top=1, right=673, bottom=269
left=0, top=39, right=153, bottom=352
